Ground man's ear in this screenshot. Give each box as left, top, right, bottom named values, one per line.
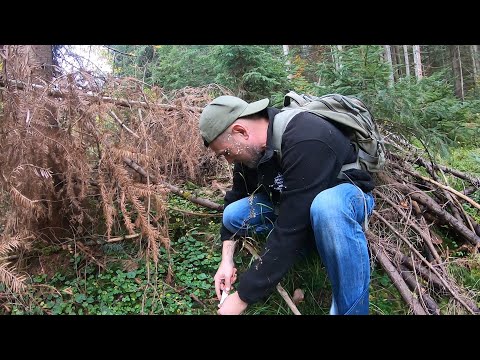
left=231, top=124, right=248, bottom=139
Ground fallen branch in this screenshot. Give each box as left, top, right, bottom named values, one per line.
left=371, top=212, right=477, bottom=314
left=167, top=206, right=222, bottom=217
left=122, top=156, right=223, bottom=211
left=396, top=252, right=446, bottom=292
left=110, top=110, right=140, bottom=139
left=0, top=78, right=204, bottom=112
left=104, top=233, right=141, bottom=243
left=368, top=235, right=427, bottom=315
left=374, top=189, right=443, bottom=264
left=397, top=163, right=480, bottom=211
left=276, top=283, right=301, bottom=315
left=399, top=264, right=440, bottom=315
left=75, top=242, right=105, bottom=270
left=242, top=240, right=301, bottom=315
left=378, top=172, right=480, bottom=246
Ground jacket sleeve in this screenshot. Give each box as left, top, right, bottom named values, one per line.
left=237, top=113, right=353, bottom=304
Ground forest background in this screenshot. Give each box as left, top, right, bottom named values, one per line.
left=1, top=44, right=479, bottom=315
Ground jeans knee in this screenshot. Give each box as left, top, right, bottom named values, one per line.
left=222, top=203, right=242, bottom=233
left=310, top=192, right=341, bottom=223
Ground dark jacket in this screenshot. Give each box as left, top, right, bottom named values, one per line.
left=221, top=107, right=375, bottom=304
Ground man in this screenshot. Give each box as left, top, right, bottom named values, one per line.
left=199, top=94, right=375, bottom=315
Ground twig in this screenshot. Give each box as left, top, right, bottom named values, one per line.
left=123, top=156, right=223, bottom=211
left=275, top=283, right=302, bottom=315
left=394, top=161, right=480, bottom=211
left=371, top=212, right=477, bottom=314
left=75, top=242, right=105, bottom=270
left=104, top=233, right=141, bottom=243
left=399, top=264, right=440, bottom=315
left=189, top=293, right=207, bottom=308
left=242, top=241, right=302, bottom=315
left=374, top=189, right=443, bottom=264
left=167, top=206, right=222, bottom=217
left=110, top=111, right=140, bottom=139
left=369, top=237, right=427, bottom=315
left=103, top=46, right=135, bottom=57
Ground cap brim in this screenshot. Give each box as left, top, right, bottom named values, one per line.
left=239, top=98, right=269, bottom=118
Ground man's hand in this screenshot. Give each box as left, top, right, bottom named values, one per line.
left=217, top=291, right=248, bottom=315
left=214, top=262, right=237, bottom=300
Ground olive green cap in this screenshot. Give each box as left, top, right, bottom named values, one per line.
left=199, top=95, right=269, bottom=146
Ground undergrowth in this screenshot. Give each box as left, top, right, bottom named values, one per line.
left=2, top=186, right=478, bottom=315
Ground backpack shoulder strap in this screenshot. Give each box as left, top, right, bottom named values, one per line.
left=284, top=91, right=308, bottom=108
left=272, top=109, right=305, bottom=159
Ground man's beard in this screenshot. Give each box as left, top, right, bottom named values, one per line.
left=243, top=145, right=264, bottom=169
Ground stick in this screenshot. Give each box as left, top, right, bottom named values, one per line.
left=242, top=241, right=302, bottom=315
left=369, top=238, right=427, bottom=315
left=110, top=111, right=140, bottom=139
left=371, top=212, right=477, bottom=314
left=122, top=156, right=223, bottom=211
left=276, top=284, right=301, bottom=315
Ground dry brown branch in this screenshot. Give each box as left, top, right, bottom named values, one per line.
left=0, top=262, right=27, bottom=293
left=396, top=162, right=480, bottom=211
left=75, top=242, right=106, bottom=270
left=371, top=213, right=477, bottom=314
left=368, top=235, right=427, bottom=315
left=122, top=157, right=223, bottom=211
left=390, top=151, right=480, bottom=188
left=378, top=172, right=480, bottom=246
left=167, top=207, right=222, bottom=217
left=110, top=110, right=140, bottom=139
left=276, top=283, right=302, bottom=315
left=0, top=234, right=34, bottom=256
left=399, top=264, right=440, bottom=315
left=396, top=252, right=446, bottom=292
left=0, top=78, right=204, bottom=112
left=374, top=189, right=443, bottom=264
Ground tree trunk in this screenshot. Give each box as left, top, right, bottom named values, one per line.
left=336, top=45, right=343, bottom=71
left=392, top=45, right=403, bottom=79
left=3, top=45, right=53, bottom=82
left=282, top=45, right=292, bottom=80
left=301, top=45, right=311, bottom=57
left=450, top=45, right=464, bottom=100
left=331, top=45, right=343, bottom=73
left=413, top=45, right=423, bottom=80
left=31, top=45, right=53, bottom=80
left=384, top=45, right=394, bottom=87
left=471, top=45, right=479, bottom=89
left=403, top=45, right=411, bottom=77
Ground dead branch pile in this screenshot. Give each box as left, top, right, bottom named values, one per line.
left=368, top=130, right=480, bottom=314
left=0, top=46, right=479, bottom=314
left=0, top=46, right=230, bottom=294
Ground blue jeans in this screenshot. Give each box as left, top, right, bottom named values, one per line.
left=222, top=183, right=375, bottom=315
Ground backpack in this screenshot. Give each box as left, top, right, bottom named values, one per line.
left=272, top=91, right=386, bottom=176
